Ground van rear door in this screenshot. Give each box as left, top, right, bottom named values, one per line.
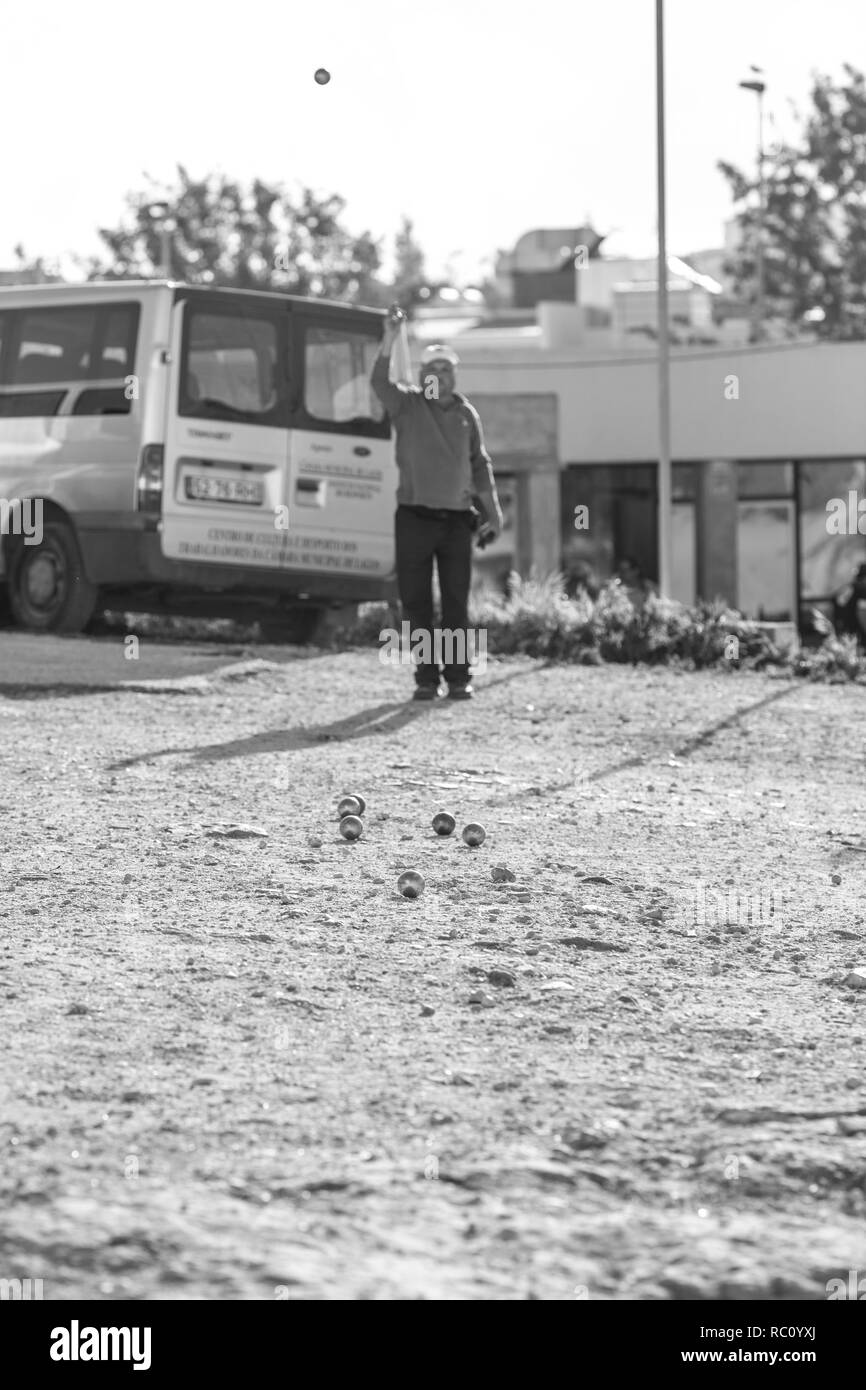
left=286, top=307, right=395, bottom=582
left=159, top=290, right=290, bottom=568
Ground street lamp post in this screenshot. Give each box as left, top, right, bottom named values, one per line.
left=739, top=71, right=766, bottom=343
left=159, top=223, right=174, bottom=279
left=146, top=201, right=175, bottom=279
left=655, top=0, right=673, bottom=598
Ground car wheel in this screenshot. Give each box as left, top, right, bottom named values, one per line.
left=7, top=522, right=98, bottom=634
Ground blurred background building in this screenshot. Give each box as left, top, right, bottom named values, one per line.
left=4, top=209, right=861, bottom=637
left=407, top=223, right=865, bottom=632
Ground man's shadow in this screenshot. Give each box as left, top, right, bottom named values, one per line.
left=108, top=660, right=552, bottom=772
left=109, top=699, right=429, bottom=770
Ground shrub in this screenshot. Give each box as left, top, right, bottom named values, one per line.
left=117, top=574, right=865, bottom=681
left=788, top=633, right=866, bottom=682
left=326, top=601, right=395, bottom=646
left=333, top=575, right=796, bottom=671
left=101, top=611, right=259, bottom=643
left=470, top=571, right=593, bottom=658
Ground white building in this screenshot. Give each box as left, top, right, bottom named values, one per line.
left=406, top=266, right=866, bottom=624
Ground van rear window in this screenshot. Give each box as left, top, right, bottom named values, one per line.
left=180, top=309, right=284, bottom=426
left=303, top=325, right=384, bottom=426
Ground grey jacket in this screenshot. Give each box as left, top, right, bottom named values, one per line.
left=371, top=354, right=503, bottom=525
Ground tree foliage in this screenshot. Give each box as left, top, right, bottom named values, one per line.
left=5, top=243, right=63, bottom=285
left=389, top=216, right=427, bottom=316
left=84, top=166, right=389, bottom=304
left=719, top=64, right=866, bottom=340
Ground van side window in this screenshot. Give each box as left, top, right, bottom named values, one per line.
left=1, top=303, right=139, bottom=415
left=303, top=326, right=385, bottom=427
left=96, top=307, right=139, bottom=380
left=74, top=303, right=141, bottom=414
left=12, top=306, right=97, bottom=385
left=181, top=310, right=283, bottom=425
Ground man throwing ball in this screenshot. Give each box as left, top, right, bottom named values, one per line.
left=372, top=311, right=503, bottom=700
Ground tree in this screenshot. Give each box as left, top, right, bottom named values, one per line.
left=83, top=166, right=388, bottom=304
left=4, top=243, right=63, bottom=285
left=718, top=64, right=866, bottom=341
left=390, top=216, right=427, bottom=316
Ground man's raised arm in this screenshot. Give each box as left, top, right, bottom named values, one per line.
left=370, top=311, right=412, bottom=418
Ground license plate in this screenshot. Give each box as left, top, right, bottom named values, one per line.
left=184, top=474, right=264, bottom=505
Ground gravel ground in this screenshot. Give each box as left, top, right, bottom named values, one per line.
left=1, top=646, right=865, bottom=1300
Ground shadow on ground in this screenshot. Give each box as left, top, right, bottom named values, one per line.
left=483, top=677, right=803, bottom=806
left=109, top=662, right=556, bottom=771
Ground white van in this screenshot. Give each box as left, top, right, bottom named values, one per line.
left=0, top=282, right=397, bottom=635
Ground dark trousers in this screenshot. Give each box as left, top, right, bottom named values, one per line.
left=395, top=504, right=474, bottom=686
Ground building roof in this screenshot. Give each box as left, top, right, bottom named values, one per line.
left=502, top=226, right=604, bottom=273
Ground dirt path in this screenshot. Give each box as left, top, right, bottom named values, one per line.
left=1, top=651, right=864, bottom=1300
left=0, top=631, right=310, bottom=690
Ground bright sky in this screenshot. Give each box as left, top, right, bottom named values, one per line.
left=2, top=0, right=863, bottom=282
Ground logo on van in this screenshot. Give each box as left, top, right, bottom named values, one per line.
left=0, top=498, right=43, bottom=546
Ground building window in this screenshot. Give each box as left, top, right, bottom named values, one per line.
left=673, top=464, right=696, bottom=501
left=737, top=462, right=794, bottom=498
left=798, top=459, right=866, bottom=602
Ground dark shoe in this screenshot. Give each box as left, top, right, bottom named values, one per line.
left=447, top=683, right=473, bottom=700
left=412, top=685, right=440, bottom=702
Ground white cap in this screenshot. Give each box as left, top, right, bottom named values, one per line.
left=421, top=343, right=460, bottom=367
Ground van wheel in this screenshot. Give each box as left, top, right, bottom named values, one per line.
left=257, top=607, right=322, bottom=644
left=7, top=522, right=98, bottom=634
